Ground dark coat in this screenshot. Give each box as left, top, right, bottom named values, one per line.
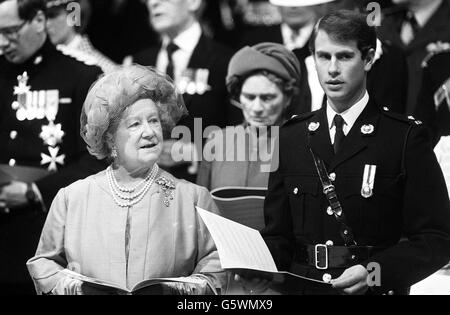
left=238, top=25, right=408, bottom=114
left=134, top=34, right=241, bottom=181
left=262, top=99, right=450, bottom=295
left=0, top=40, right=105, bottom=293
left=378, top=0, right=450, bottom=113
left=415, top=50, right=450, bottom=145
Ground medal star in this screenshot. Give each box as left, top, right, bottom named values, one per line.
left=13, top=72, right=31, bottom=95
left=40, top=122, right=65, bottom=147
left=40, top=146, right=66, bottom=171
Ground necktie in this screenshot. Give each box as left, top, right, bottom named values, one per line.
left=401, top=11, right=420, bottom=45
left=333, top=115, right=346, bottom=154
left=165, top=42, right=179, bottom=80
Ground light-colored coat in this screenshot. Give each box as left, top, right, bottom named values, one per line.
left=27, top=169, right=225, bottom=294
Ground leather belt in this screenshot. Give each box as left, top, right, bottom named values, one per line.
left=294, top=244, right=385, bottom=270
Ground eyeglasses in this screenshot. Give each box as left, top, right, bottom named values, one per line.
left=0, top=21, right=28, bottom=40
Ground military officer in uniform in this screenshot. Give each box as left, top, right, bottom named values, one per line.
left=0, top=0, right=103, bottom=294
left=259, top=11, right=450, bottom=295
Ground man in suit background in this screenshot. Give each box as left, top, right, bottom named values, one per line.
left=0, top=0, right=104, bottom=294
left=134, top=0, right=240, bottom=182
left=378, top=0, right=450, bottom=114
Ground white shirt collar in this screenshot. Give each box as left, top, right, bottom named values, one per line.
left=327, top=91, right=370, bottom=134
left=413, top=0, right=442, bottom=28
left=65, top=34, right=83, bottom=50
left=162, top=22, right=202, bottom=55
left=281, top=22, right=314, bottom=51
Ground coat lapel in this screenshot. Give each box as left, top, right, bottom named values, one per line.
left=329, top=100, right=380, bottom=171
left=182, top=34, right=211, bottom=107
left=407, top=1, right=450, bottom=52
left=307, top=108, right=334, bottom=166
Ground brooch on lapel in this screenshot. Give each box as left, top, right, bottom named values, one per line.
left=308, top=122, right=320, bottom=133
left=156, top=177, right=176, bottom=207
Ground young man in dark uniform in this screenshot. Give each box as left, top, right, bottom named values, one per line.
left=261, top=10, right=450, bottom=295
left=0, top=0, right=103, bottom=294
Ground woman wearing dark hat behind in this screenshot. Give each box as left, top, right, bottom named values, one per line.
left=198, top=42, right=301, bottom=192
left=196, top=43, right=301, bottom=294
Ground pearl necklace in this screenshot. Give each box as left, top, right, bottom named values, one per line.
left=110, top=165, right=153, bottom=193
left=107, top=164, right=159, bottom=208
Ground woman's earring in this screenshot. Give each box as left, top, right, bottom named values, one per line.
left=111, top=147, right=118, bottom=159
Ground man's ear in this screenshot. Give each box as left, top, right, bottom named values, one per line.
left=187, top=0, right=202, bottom=13
left=364, top=48, right=376, bottom=72
left=32, top=10, right=46, bottom=33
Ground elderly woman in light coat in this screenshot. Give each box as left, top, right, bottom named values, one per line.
left=27, top=65, right=226, bottom=295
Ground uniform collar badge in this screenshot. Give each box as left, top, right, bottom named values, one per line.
left=361, top=124, right=375, bottom=135
left=308, top=122, right=320, bottom=132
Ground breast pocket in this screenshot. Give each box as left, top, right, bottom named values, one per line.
left=283, top=176, right=321, bottom=236
left=340, top=175, right=403, bottom=239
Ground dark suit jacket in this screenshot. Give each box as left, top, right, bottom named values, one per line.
left=238, top=25, right=408, bottom=114
left=262, top=99, right=450, bottom=295
left=415, top=51, right=450, bottom=145
left=378, top=0, right=450, bottom=113
left=133, top=34, right=240, bottom=181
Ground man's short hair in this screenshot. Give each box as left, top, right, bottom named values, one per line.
left=0, top=0, right=46, bottom=20
left=309, top=10, right=377, bottom=59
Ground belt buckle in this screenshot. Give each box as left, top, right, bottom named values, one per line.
left=315, top=244, right=329, bottom=270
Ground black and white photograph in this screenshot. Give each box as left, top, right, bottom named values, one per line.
left=0, top=0, right=449, bottom=299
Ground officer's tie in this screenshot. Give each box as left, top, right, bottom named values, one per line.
left=165, top=42, right=179, bottom=80
left=333, top=114, right=346, bottom=154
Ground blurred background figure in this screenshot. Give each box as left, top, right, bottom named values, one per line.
left=86, top=0, right=158, bottom=63
left=133, top=0, right=240, bottom=183
left=416, top=46, right=450, bottom=145
left=197, top=42, right=301, bottom=231
left=45, top=0, right=117, bottom=73
left=0, top=0, right=103, bottom=295
left=378, top=0, right=450, bottom=114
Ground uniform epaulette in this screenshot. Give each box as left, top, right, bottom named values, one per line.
left=283, top=112, right=315, bottom=127
left=56, top=46, right=97, bottom=66
left=380, top=107, right=423, bottom=126
left=422, top=42, right=450, bottom=68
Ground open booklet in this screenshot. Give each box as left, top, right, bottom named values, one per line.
left=196, top=207, right=332, bottom=293
left=60, top=269, right=209, bottom=295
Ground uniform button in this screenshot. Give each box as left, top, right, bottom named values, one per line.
left=351, top=255, right=357, bottom=260
left=327, top=207, right=334, bottom=216
left=388, top=290, right=394, bottom=296
left=343, top=230, right=349, bottom=236
left=293, top=187, right=299, bottom=195
left=9, top=159, right=16, bottom=167
left=326, top=240, right=334, bottom=246
left=329, top=173, right=336, bottom=182
left=383, top=107, right=389, bottom=112
left=322, top=274, right=332, bottom=283
left=10, top=130, right=18, bottom=140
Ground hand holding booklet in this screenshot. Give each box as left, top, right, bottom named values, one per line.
left=196, top=207, right=332, bottom=293
left=60, top=269, right=209, bottom=295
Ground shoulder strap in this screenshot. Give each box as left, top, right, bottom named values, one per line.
left=309, top=148, right=357, bottom=247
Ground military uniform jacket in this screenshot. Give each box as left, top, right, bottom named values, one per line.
left=378, top=0, right=450, bottom=113
left=262, top=99, right=450, bottom=294
left=0, top=40, right=104, bottom=207
left=416, top=50, right=450, bottom=145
